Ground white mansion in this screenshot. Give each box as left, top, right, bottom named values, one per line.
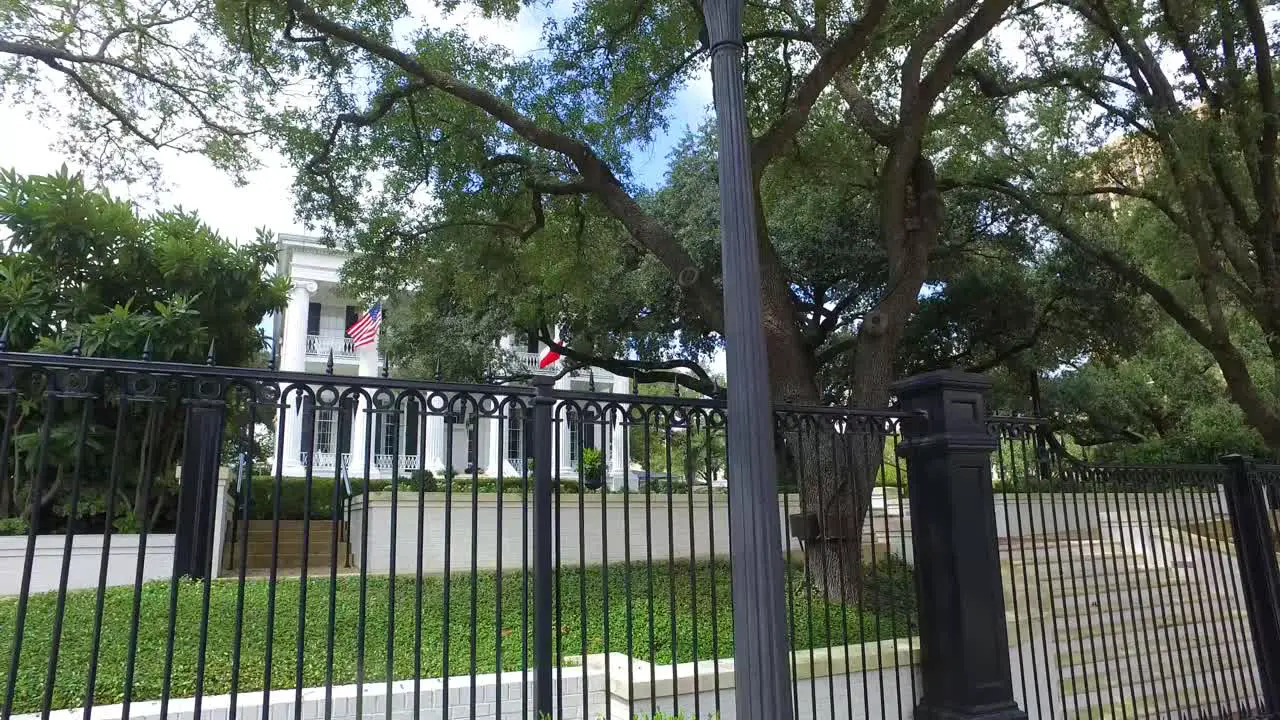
left=269, top=233, right=631, bottom=484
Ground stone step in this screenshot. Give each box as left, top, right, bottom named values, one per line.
left=1062, top=633, right=1256, bottom=694
left=228, top=535, right=347, bottom=550
left=1004, top=565, right=1197, bottom=609
left=223, top=535, right=352, bottom=571
left=1047, top=592, right=1250, bottom=641
left=1064, top=661, right=1261, bottom=720
left=1060, top=614, right=1254, bottom=669
left=1044, top=575, right=1242, bottom=617
left=1002, top=543, right=1133, bottom=570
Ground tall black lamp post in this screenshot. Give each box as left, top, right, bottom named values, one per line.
left=703, top=0, right=796, bottom=716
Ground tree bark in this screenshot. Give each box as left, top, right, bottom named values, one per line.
left=764, top=157, right=940, bottom=601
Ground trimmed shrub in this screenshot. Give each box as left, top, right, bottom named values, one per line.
left=242, top=476, right=393, bottom=520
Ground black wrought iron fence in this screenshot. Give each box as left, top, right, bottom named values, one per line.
left=0, top=351, right=919, bottom=720
left=990, top=417, right=1272, bottom=719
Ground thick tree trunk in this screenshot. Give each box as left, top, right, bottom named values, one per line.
left=760, top=156, right=938, bottom=602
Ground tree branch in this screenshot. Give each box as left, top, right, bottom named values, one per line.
left=743, top=28, right=818, bottom=43
left=38, top=58, right=161, bottom=149
left=814, top=335, right=857, bottom=364
left=306, top=80, right=428, bottom=175
left=916, top=0, right=1016, bottom=111
left=94, top=9, right=198, bottom=57
left=903, top=0, right=979, bottom=108
left=980, top=178, right=1221, bottom=349
left=1046, top=185, right=1187, bottom=232
left=0, top=38, right=253, bottom=139
left=285, top=0, right=726, bottom=332
left=1240, top=0, right=1278, bottom=252
left=962, top=294, right=1064, bottom=373
left=750, top=0, right=890, bottom=174
left=538, top=331, right=722, bottom=397
left=831, top=74, right=894, bottom=146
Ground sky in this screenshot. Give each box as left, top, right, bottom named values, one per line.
left=0, top=0, right=713, bottom=246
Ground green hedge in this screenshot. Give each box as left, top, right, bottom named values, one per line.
left=242, top=476, right=393, bottom=520
left=0, top=557, right=914, bottom=713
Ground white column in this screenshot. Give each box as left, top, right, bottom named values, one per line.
left=485, top=411, right=503, bottom=476
left=609, top=408, right=629, bottom=490
left=280, top=280, right=315, bottom=474
left=425, top=414, right=446, bottom=472
left=350, top=335, right=381, bottom=477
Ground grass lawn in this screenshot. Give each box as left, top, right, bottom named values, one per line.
left=0, top=558, right=915, bottom=714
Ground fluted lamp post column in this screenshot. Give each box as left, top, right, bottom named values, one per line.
left=703, top=0, right=795, bottom=717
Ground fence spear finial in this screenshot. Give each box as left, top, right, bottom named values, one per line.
left=142, top=335, right=154, bottom=362
left=70, top=331, right=83, bottom=357
left=381, top=351, right=390, bottom=379
left=0, top=322, right=9, bottom=353
left=206, top=339, right=216, bottom=366
left=326, top=349, right=334, bottom=375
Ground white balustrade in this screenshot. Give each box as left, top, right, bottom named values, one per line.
left=306, top=333, right=357, bottom=359
left=299, top=452, right=353, bottom=471
left=374, top=455, right=422, bottom=472
left=512, top=352, right=612, bottom=378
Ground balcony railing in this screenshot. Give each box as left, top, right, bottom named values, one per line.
left=307, top=333, right=357, bottom=359
left=513, top=352, right=612, bottom=379
left=300, top=452, right=352, bottom=471
left=374, top=454, right=421, bottom=472
left=514, top=351, right=558, bottom=374
left=301, top=452, right=423, bottom=473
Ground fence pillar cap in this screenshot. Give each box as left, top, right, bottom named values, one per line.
left=531, top=375, right=555, bottom=398
left=890, top=369, right=992, bottom=397
left=1221, top=453, right=1255, bottom=467
left=892, top=370, right=995, bottom=454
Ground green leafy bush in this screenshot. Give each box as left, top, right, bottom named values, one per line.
left=581, top=448, right=605, bottom=487
left=242, top=476, right=393, bottom=520
left=0, top=517, right=27, bottom=536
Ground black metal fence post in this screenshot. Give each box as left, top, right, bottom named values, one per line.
left=531, top=376, right=554, bottom=718
left=892, top=370, right=1028, bottom=720
left=173, top=400, right=225, bottom=580
left=1220, top=454, right=1280, bottom=714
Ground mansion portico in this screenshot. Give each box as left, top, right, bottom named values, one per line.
left=270, top=233, right=631, bottom=483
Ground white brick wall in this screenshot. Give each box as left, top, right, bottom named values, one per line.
left=348, top=490, right=908, bottom=574
left=0, top=534, right=176, bottom=596
left=17, top=667, right=595, bottom=720
left=13, top=641, right=924, bottom=720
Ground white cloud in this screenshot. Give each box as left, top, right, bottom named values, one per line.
left=0, top=107, right=305, bottom=244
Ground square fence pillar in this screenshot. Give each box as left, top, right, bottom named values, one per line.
left=892, top=370, right=1027, bottom=720
left=174, top=399, right=226, bottom=580
left=1220, top=454, right=1280, bottom=715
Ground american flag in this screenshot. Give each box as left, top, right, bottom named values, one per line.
left=346, top=303, right=382, bottom=349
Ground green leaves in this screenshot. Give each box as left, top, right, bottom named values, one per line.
left=0, top=168, right=288, bottom=531
left=0, top=558, right=914, bottom=713
left=0, top=168, right=287, bottom=364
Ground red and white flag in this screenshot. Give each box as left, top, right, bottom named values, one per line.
left=346, top=303, right=382, bottom=349
left=538, top=336, right=561, bottom=368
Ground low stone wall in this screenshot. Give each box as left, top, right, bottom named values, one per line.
left=992, top=491, right=1226, bottom=539
left=348, top=490, right=908, bottom=574
left=1, top=474, right=235, bottom=596
left=15, top=638, right=923, bottom=720
left=0, top=534, right=176, bottom=596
